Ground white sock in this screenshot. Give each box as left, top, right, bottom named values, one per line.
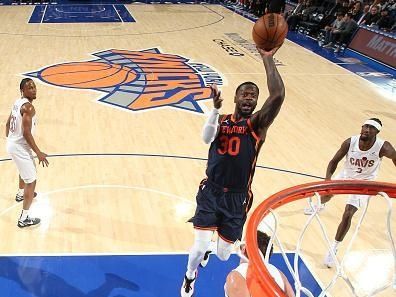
left=186, top=230, right=213, bottom=279
left=216, top=237, right=234, bottom=261
left=186, top=269, right=196, bottom=280
left=17, top=188, right=24, bottom=196
left=19, top=209, right=29, bottom=221
left=208, top=240, right=217, bottom=254
left=332, top=240, right=340, bottom=251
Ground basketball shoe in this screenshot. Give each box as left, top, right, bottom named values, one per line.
left=199, top=250, right=211, bottom=268
left=18, top=216, right=40, bottom=228
left=304, top=203, right=325, bottom=215
left=16, top=192, right=37, bottom=202
left=181, top=273, right=197, bottom=297
left=324, top=247, right=337, bottom=268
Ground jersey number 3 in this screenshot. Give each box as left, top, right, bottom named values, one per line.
left=9, top=115, right=17, bottom=133
left=217, top=135, right=241, bottom=156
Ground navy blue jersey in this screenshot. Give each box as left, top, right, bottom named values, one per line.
left=205, top=114, right=264, bottom=191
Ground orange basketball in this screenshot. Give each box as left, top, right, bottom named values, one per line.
left=252, top=14, right=288, bottom=51
left=40, top=62, right=137, bottom=88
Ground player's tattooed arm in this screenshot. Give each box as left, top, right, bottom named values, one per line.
left=250, top=47, right=285, bottom=140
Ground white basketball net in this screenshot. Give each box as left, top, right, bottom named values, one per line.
left=258, top=191, right=396, bottom=297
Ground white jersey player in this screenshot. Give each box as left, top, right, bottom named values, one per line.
left=5, top=78, right=49, bottom=228
left=304, top=118, right=396, bottom=267
left=224, top=231, right=295, bottom=297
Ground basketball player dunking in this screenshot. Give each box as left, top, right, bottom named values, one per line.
left=5, top=78, right=49, bottom=228
left=181, top=47, right=285, bottom=297
left=304, top=118, right=396, bottom=267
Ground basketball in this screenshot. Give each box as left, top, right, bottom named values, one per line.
left=252, top=14, right=288, bottom=51
left=40, top=62, right=137, bottom=88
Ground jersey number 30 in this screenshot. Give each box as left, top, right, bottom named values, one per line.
left=217, top=135, right=241, bottom=156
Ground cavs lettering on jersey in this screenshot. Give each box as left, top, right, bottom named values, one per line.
left=206, top=114, right=264, bottom=190
left=7, top=98, right=36, bottom=147
left=339, top=135, right=384, bottom=180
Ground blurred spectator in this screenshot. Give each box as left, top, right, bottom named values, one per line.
left=384, top=0, right=396, bottom=21
left=320, top=0, right=343, bottom=28
left=360, top=5, right=380, bottom=25
left=284, top=0, right=304, bottom=19
left=384, top=0, right=396, bottom=11
left=254, top=0, right=267, bottom=16
left=286, top=0, right=314, bottom=31
left=374, top=9, right=394, bottom=30
left=321, top=12, right=345, bottom=46
left=378, top=0, right=390, bottom=10
left=323, top=13, right=358, bottom=52
left=266, top=0, right=285, bottom=14
left=357, top=4, right=371, bottom=24
left=328, top=0, right=343, bottom=17
left=351, top=1, right=364, bottom=21
left=339, top=0, right=351, bottom=15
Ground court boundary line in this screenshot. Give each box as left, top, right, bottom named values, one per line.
left=40, top=4, right=48, bottom=24
left=4, top=3, right=225, bottom=37
left=0, top=183, right=194, bottom=218
left=113, top=4, right=124, bottom=23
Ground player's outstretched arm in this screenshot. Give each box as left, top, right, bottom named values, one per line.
left=250, top=47, right=285, bottom=140
left=380, top=141, right=396, bottom=167
left=325, top=138, right=350, bottom=180
left=321, top=138, right=350, bottom=204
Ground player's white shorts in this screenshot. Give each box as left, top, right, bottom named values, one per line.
left=346, top=194, right=370, bottom=209
left=6, top=142, right=37, bottom=184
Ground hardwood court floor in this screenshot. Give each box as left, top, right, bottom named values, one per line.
left=0, top=4, right=395, bottom=296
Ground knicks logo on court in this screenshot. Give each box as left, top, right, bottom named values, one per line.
left=25, top=48, right=224, bottom=113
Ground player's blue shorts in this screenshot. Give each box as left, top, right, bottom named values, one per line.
left=191, top=179, right=252, bottom=243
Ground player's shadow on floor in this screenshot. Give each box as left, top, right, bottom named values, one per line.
left=0, top=257, right=139, bottom=297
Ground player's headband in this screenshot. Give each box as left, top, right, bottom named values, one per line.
left=363, top=120, right=382, bottom=132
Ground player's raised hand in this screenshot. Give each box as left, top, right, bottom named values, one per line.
left=256, top=46, right=280, bottom=58
left=210, top=84, right=223, bottom=109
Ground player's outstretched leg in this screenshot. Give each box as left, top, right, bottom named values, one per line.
left=17, top=180, right=40, bottom=228
left=216, top=236, right=234, bottom=261
left=181, top=230, right=213, bottom=297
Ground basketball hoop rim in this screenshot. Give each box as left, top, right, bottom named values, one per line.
left=246, top=180, right=396, bottom=296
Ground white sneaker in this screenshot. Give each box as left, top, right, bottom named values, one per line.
left=18, top=216, right=41, bottom=228
left=15, top=191, right=37, bottom=202
left=324, top=248, right=337, bottom=268
left=304, top=203, right=325, bottom=215
left=181, top=273, right=196, bottom=297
